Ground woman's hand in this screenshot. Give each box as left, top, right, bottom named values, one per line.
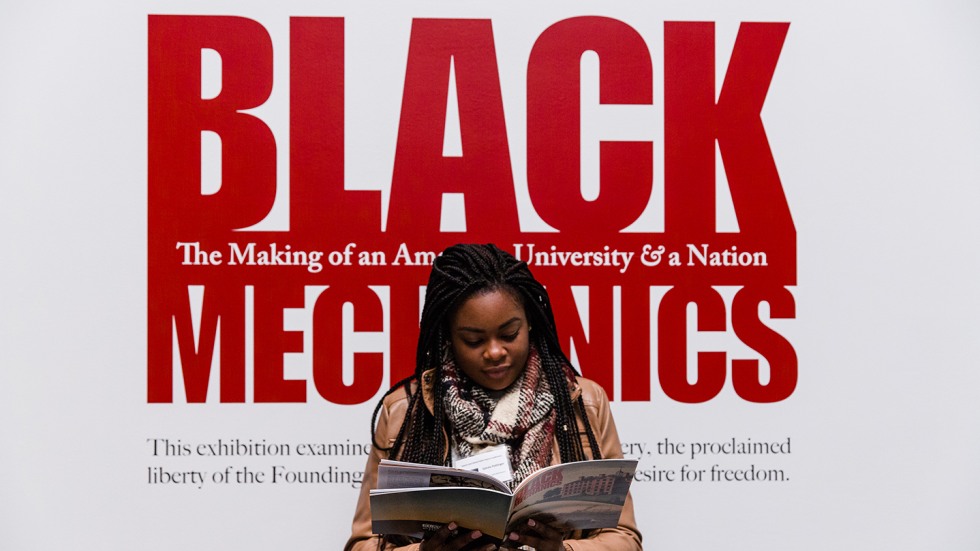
left=500, top=518, right=565, bottom=551
left=419, top=522, right=499, bottom=551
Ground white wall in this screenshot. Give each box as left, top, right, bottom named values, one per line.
left=2, top=1, right=979, bottom=549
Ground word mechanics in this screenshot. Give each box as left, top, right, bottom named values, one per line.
left=148, top=15, right=797, bottom=405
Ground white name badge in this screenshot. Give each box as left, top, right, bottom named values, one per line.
left=453, top=444, right=514, bottom=484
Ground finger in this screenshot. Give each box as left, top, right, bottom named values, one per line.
left=505, top=518, right=564, bottom=551
left=448, top=529, right=484, bottom=551
left=422, top=521, right=459, bottom=549
left=498, top=531, right=523, bottom=549
left=525, top=517, right=563, bottom=540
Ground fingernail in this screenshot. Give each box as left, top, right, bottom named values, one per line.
left=470, top=531, right=482, bottom=539
left=528, top=519, right=536, bottom=527
left=448, top=522, right=457, bottom=530
left=509, top=532, right=519, bottom=541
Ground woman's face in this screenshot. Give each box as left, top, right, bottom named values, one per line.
left=449, top=288, right=530, bottom=391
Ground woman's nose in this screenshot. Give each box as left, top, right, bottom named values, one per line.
left=484, top=340, right=506, bottom=362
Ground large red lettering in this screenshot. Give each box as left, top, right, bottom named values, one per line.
left=289, top=18, right=381, bottom=236
left=147, top=15, right=276, bottom=234
left=388, top=19, right=519, bottom=238
left=254, top=284, right=306, bottom=402
left=527, top=17, right=653, bottom=234
left=620, top=285, right=652, bottom=401
left=731, top=286, right=798, bottom=402
left=148, top=284, right=245, bottom=403
left=664, top=21, right=792, bottom=239
left=147, top=15, right=797, bottom=405
left=312, top=286, right=385, bottom=405
left=389, top=281, right=424, bottom=385
left=550, top=285, right=614, bottom=395
left=658, top=286, right=727, bottom=403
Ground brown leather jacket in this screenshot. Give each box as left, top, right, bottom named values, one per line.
left=345, top=372, right=643, bottom=551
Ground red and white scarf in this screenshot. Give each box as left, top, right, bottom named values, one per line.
left=441, top=346, right=556, bottom=488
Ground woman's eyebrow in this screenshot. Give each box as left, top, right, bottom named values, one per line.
left=498, top=317, right=522, bottom=330
left=456, top=317, right=523, bottom=333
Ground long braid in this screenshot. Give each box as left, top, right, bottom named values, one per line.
left=501, top=248, right=603, bottom=462
left=369, top=243, right=604, bottom=467
left=515, top=283, right=604, bottom=463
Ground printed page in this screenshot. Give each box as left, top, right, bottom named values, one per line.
left=378, top=459, right=510, bottom=493
left=509, top=459, right=638, bottom=532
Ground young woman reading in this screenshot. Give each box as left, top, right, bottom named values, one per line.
left=345, top=243, right=642, bottom=551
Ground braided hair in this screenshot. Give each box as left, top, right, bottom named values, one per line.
left=369, top=243, right=602, bottom=466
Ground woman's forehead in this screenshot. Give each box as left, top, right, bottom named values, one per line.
left=452, top=288, right=526, bottom=329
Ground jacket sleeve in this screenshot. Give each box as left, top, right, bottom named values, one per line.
left=344, top=395, right=420, bottom=551
left=564, top=380, right=643, bottom=551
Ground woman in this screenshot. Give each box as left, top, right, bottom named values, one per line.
left=346, top=244, right=642, bottom=551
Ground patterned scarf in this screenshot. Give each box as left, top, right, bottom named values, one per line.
left=441, top=345, right=556, bottom=488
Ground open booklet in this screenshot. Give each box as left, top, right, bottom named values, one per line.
left=369, top=458, right=638, bottom=540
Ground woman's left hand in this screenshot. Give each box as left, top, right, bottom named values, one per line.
left=500, top=518, right=565, bottom=551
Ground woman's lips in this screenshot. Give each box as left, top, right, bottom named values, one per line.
left=482, top=365, right=511, bottom=380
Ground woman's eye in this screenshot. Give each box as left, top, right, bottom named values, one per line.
left=462, top=339, right=482, bottom=347
left=501, top=332, right=520, bottom=341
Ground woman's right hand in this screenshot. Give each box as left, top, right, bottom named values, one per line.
left=419, top=522, right=499, bottom=551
